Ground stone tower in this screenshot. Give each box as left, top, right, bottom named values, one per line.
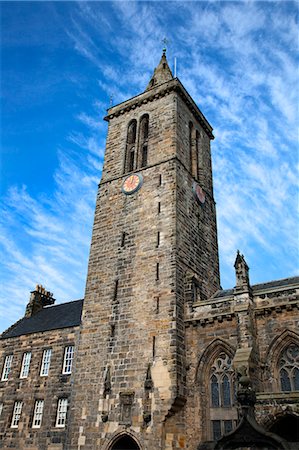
left=68, top=50, right=220, bottom=450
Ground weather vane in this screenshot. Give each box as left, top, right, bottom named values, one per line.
left=109, top=94, right=114, bottom=108
left=162, top=37, right=169, bottom=54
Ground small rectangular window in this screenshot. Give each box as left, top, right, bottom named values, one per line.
left=1, top=354, right=13, bottom=381
left=32, top=400, right=44, bottom=428
left=156, top=297, right=160, bottom=314
left=62, top=346, right=74, bottom=374
left=158, top=174, right=162, bottom=186
left=0, top=403, right=3, bottom=417
left=40, top=349, right=52, bottom=376
left=55, top=398, right=68, bottom=427
left=158, top=202, right=161, bottom=214
left=224, top=420, right=233, bottom=434
left=156, top=263, right=159, bottom=281
left=156, top=231, right=160, bottom=247
left=20, top=352, right=31, bottom=378
left=121, top=232, right=126, bottom=247
left=212, top=420, right=221, bottom=440
left=11, top=401, right=22, bottom=428
left=113, top=280, right=119, bottom=302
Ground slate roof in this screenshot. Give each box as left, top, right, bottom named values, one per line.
left=0, top=299, right=83, bottom=339
left=213, top=276, right=299, bottom=299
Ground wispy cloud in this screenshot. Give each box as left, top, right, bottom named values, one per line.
left=1, top=1, right=298, bottom=331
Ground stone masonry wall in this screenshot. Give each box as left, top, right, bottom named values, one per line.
left=0, top=326, right=80, bottom=450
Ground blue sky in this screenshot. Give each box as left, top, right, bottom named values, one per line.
left=1, top=1, right=298, bottom=332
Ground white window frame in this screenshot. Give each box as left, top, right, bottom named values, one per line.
left=62, top=346, right=74, bottom=374
left=11, top=401, right=23, bottom=428
left=0, top=402, right=3, bottom=417
left=55, top=398, right=68, bottom=427
left=32, top=399, right=44, bottom=428
left=20, top=352, right=31, bottom=378
left=1, top=354, right=13, bottom=381
left=40, top=349, right=52, bottom=376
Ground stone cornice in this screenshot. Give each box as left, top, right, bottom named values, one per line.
left=186, top=299, right=298, bottom=325
left=104, top=78, right=214, bottom=139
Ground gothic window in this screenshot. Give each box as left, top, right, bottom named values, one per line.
left=139, top=114, right=149, bottom=168
left=189, top=121, right=193, bottom=174
left=125, top=120, right=137, bottom=173
left=279, top=344, right=299, bottom=391
left=209, top=351, right=237, bottom=440
left=196, top=130, right=201, bottom=180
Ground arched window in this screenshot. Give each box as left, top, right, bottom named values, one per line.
left=195, top=130, right=201, bottom=181
left=279, top=343, right=299, bottom=391
left=189, top=122, right=193, bottom=174
left=125, top=120, right=137, bottom=173
left=209, top=352, right=237, bottom=440
left=139, top=114, right=149, bottom=168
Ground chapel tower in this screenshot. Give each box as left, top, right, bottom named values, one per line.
left=68, top=50, right=220, bottom=450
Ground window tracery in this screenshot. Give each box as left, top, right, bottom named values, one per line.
left=209, top=351, right=237, bottom=440
left=210, top=352, right=235, bottom=407
left=279, top=343, right=299, bottom=391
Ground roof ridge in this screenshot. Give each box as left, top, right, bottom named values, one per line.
left=252, top=275, right=299, bottom=288
left=43, top=298, right=84, bottom=308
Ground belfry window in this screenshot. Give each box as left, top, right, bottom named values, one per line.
left=195, top=130, right=200, bottom=180
left=189, top=122, right=193, bottom=174
left=279, top=343, right=299, bottom=391
left=139, top=114, right=149, bottom=168
left=125, top=120, right=137, bottom=173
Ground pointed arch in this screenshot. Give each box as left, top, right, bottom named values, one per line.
left=195, top=339, right=237, bottom=441
left=196, top=338, right=236, bottom=384
left=124, top=120, right=137, bottom=173
left=138, top=114, right=149, bottom=169
left=105, top=430, right=142, bottom=450
left=265, top=329, right=299, bottom=391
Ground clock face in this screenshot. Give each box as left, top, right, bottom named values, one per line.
left=192, top=182, right=206, bottom=205
left=122, top=174, right=143, bottom=195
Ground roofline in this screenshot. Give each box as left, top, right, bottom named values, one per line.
left=104, top=78, right=214, bottom=139
left=212, top=276, right=299, bottom=300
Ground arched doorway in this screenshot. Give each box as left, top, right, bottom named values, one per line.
left=110, top=435, right=140, bottom=450
left=269, top=414, right=299, bottom=442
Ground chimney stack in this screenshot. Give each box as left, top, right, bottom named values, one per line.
left=25, top=284, right=55, bottom=318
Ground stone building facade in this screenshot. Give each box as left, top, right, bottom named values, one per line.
left=0, top=51, right=298, bottom=450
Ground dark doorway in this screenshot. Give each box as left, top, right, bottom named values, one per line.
left=269, top=414, right=299, bottom=442
left=111, top=435, right=140, bottom=450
